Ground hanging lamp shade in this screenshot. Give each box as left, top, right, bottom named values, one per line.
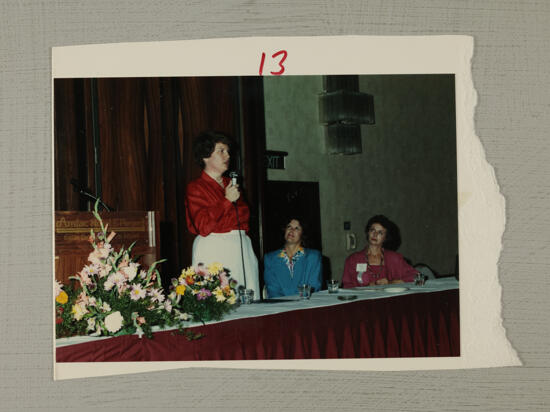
left=319, top=75, right=375, bottom=155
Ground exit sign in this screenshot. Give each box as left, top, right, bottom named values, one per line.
left=265, top=150, right=288, bottom=170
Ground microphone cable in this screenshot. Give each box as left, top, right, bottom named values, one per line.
left=233, top=201, right=247, bottom=290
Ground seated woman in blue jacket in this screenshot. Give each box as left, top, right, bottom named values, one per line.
left=264, top=217, right=322, bottom=298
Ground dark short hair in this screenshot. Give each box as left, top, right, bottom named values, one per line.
left=365, top=214, right=402, bottom=251
left=282, top=216, right=309, bottom=247
left=192, top=131, right=234, bottom=169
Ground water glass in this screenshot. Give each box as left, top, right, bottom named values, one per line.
left=327, top=279, right=339, bottom=294
left=298, top=284, right=311, bottom=300
left=414, top=273, right=426, bottom=286
left=239, top=288, right=254, bottom=304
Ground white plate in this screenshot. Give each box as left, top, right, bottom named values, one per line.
left=383, top=287, right=409, bottom=293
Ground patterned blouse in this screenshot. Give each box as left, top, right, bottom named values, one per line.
left=278, top=246, right=305, bottom=278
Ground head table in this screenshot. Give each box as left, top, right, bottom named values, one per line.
left=56, top=278, right=459, bottom=362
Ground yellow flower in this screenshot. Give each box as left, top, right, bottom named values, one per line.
left=71, top=303, right=87, bottom=321
left=55, top=290, right=68, bottom=305
left=181, top=267, right=195, bottom=277
left=207, top=262, right=224, bottom=275
left=213, top=287, right=226, bottom=302
left=175, top=285, right=186, bottom=296
left=227, top=295, right=237, bottom=305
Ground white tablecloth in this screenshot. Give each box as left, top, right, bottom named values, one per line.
left=56, top=277, right=458, bottom=348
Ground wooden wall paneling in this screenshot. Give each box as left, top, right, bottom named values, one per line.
left=96, top=78, right=117, bottom=209
left=97, top=78, right=148, bottom=211
left=207, top=76, right=240, bottom=140
left=177, top=77, right=211, bottom=270
left=54, top=78, right=88, bottom=211
left=154, top=77, right=184, bottom=283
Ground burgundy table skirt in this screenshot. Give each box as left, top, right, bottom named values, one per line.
left=56, top=289, right=459, bottom=362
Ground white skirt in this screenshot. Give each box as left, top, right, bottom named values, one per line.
left=192, top=230, right=260, bottom=299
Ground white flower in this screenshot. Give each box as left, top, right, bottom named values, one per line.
left=98, top=243, right=113, bottom=259
left=122, top=262, right=139, bottom=281
left=174, top=310, right=189, bottom=321
left=98, top=264, right=112, bottom=278
left=100, top=302, right=111, bottom=312
left=104, top=311, right=124, bottom=333
left=54, top=280, right=62, bottom=297
left=112, top=271, right=126, bottom=284
left=139, top=270, right=147, bottom=279
left=130, top=284, right=146, bottom=301
left=163, top=300, right=172, bottom=313
left=149, top=288, right=165, bottom=303
left=86, top=317, right=96, bottom=331
left=103, top=279, right=115, bottom=291
left=82, top=264, right=99, bottom=277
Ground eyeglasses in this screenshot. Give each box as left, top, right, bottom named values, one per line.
left=368, top=228, right=386, bottom=236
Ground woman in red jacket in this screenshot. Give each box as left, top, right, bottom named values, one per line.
left=185, top=131, right=259, bottom=298
left=342, top=215, right=417, bottom=288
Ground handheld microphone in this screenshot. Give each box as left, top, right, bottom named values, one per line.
left=229, top=171, right=238, bottom=186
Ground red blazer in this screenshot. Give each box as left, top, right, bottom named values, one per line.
left=185, top=171, right=250, bottom=236
left=342, top=248, right=417, bottom=288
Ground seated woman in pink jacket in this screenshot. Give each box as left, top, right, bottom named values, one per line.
left=342, top=215, right=417, bottom=288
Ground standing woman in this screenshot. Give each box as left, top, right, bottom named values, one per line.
left=264, top=217, right=322, bottom=298
left=185, top=131, right=260, bottom=298
left=342, top=215, right=417, bottom=288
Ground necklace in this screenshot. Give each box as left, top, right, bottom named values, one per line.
left=365, top=248, right=385, bottom=280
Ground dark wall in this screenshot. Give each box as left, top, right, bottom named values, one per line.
left=54, top=77, right=265, bottom=285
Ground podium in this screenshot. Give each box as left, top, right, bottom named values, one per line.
left=55, top=211, right=160, bottom=285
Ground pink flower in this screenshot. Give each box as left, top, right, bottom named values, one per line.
left=196, top=288, right=212, bottom=301
left=78, top=267, right=93, bottom=286
left=88, top=251, right=100, bottom=266
left=97, top=243, right=112, bottom=259
left=195, top=264, right=209, bottom=277
left=54, top=280, right=62, bottom=297
left=219, top=271, right=229, bottom=288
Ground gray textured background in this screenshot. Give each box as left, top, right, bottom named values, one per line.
left=1, top=1, right=548, bottom=411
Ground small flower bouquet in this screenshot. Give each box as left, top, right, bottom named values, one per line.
left=167, top=262, right=239, bottom=325
left=55, top=200, right=173, bottom=339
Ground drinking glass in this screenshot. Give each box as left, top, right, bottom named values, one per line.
left=327, top=279, right=339, bottom=294
left=298, top=284, right=311, bottom=300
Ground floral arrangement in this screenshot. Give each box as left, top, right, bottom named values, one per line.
left=167, top=262, right=239, bottom=324
left=55, top=201, right=174, bottom=339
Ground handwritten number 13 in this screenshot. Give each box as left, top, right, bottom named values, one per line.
left=259, top=50, right=288, bottom=76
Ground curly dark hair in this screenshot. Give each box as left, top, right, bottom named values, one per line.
left=192, top=131, right=234, bottom=169
left=281, top=216, right=309, bottom=247
left=364, top=214, right=402, bottom=251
